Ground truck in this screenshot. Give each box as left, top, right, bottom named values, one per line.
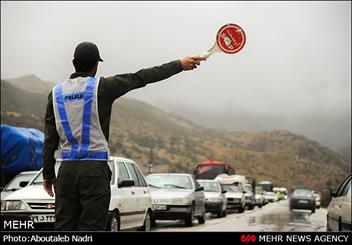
left=257, top=181, right=273, bottom=192
left=192, top=160, right=235, bottom=180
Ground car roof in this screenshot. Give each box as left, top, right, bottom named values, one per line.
left=196, top=161, right=228, bottom=166
left=147, top=173, right=192, bottom=177
left=293, top=188, right=312, bottom=191
left=110, top=156, right=135, bottom=162
left=57, top=156, right=134, bottom=163
left=197, top=179, right=219, bottom=183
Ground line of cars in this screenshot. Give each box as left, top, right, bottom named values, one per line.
left=1, top=157, right=275, bottom=231
left=1, top=157, right=223, bottom=230
left=3, top=156, right=350, bottom=231
left=0, top=160, right=272, bottom=230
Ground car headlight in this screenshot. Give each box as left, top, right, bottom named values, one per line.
left=1, top=201, right=5, bottom=211
left=172, top=198, right=191, bottom=205
left=3, top=201, right=26, bottom=211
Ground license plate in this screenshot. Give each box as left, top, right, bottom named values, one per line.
left=154, top=205, right=167, bottom=211
left=298, top=200, right=308, bottom=204
left=31, top=214, right=56, bottom=223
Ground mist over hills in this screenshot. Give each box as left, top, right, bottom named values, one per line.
left=1, top=75, right=350, bottom=191
left=156, top=102, right=351, bottom=152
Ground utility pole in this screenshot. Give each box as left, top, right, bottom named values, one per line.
left=146, top=147, right=154, bottom=174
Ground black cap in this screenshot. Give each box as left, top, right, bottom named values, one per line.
left=73, top=41, right=103, bottom=62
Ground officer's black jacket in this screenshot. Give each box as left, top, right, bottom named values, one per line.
left=43, top=60, right=183, bottom=179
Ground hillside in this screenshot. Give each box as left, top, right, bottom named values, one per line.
left=5, top=75, right=56, bottom=94
left=338, top=145, right=351, bottom=164
left=1, top=76, right=350, bottom=191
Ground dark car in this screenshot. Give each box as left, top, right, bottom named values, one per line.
left=289, top=188, right=316, bottom=213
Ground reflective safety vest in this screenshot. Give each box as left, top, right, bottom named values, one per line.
left=52, top=76, right=109, bottom=161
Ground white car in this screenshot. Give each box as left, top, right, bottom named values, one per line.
left=1, top=171, right=38, bottom=201
left=146, top=173, right=206, bottom=227
left=198, top=179, right=227, bottom=218
left=220, top=183, right=245, bottom=213
left=1, top=156, right=153, bottom=231
left=326, top=173, right=351, bottom=231
left=254, top=186, right=265, bottom=208
left=214, top=174, right=246, bottom=213
left=264, top=191, right=277, bottom=202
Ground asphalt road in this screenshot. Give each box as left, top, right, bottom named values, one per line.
left=153, top=199, right=327, bottom=232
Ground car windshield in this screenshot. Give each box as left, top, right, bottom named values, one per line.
left=194, top=165, right=225, bottom=179
left=245, top=189, right=253, bottom=195
left=198, top=181, right=220, bottom=192
left=146, top=175, right=193, bottom=189
left=3, top=173, right=37, bottom=191
left=32, top=164, right=61, bottom=184
left=293, top=189, right=313, bottom=197
left=221, top=184, right=241, bottom=193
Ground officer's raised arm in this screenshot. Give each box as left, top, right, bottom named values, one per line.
left=101, top=56, right=206, bottom=101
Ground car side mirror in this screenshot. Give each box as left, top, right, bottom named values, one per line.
left=196, top=186, right=204, bottom=191
left=321, top=187, right=333, bottom=208
left=19, top=181, right=29, bottom=188
left=118, top=179, right=135, bottom=188
left=0, top=186, right=3, bottom=192
left=243, top=191, right=246, bottom=194
left=222, top=190, right=227, bottom=194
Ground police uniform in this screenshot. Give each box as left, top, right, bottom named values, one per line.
left=43, top=42, right=183, bottom=231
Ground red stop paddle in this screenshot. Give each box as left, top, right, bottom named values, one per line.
left=200, top=23, right=246, bottom=59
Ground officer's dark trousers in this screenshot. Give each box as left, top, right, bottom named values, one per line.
left=54, top=161, right=111, bottom=231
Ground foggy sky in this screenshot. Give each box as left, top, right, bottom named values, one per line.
left=1, top=1, right=351, bottom=149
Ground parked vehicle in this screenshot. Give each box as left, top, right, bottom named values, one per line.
left=215, top=174, right=245, bottom=212
left=1, top=165, right=58, bottom=230
left=198, top=179, right=227, bottom=218
left=326, top=173, right=351, bottom=231
left=264, top=191, right=277, bottom=203
left=146, top=173, right=206, bottom=227
left=244, top=184, right=255, bottom=210
left=106, top=157, right=152, bottom=231
left=192, top=160, right=235, bottom=180
left=312, top=191, right=321, bottom=209
left=289, top=188, right=316, bottom=213
left=254, top=186, right=265, bottom=208
left=1, top=157, right=153, bottom=231
left=1, top=171, right=38, bottom=201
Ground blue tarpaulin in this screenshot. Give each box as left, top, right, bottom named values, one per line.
left=1, top=124, right=44, bottom=174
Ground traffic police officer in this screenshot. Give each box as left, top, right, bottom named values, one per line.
left=42, top=41, right=205, bottom=231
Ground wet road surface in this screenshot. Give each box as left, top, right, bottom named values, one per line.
left=153, top=199, right=327, bottom=231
